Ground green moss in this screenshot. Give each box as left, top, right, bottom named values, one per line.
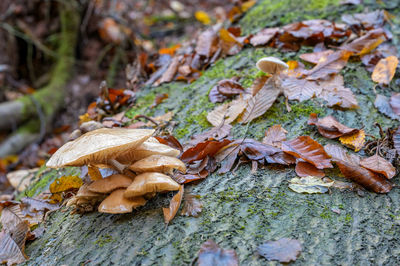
left=125, top=92, right=157, bottom=119
left=94, top=235, right=115, bottom=247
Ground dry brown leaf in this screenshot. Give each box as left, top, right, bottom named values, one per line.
left=240, top=78, right=281, bottom=123
left=198, top=239, right=239, bottom=266
left=195, top=29, right=219, bottom=58
left=339, top=129, right=365, bottom=152
left=295, top=161, right=325, bottom=177
left=282, top=76, right=321, bottom=102
left=163, top=185, right=184, bottom=224
left=304, top=50, right=352, bottom=80
left=341, top=28, right=387, bottom=55
left=257, top=238, right=302, bottom=263
left=250, top=27, right=280, bottom=46
left=359, top=154, right=396, bottom=179
left=0, top=230, right=27, bottom=265
left=262, top=125, right=288, bottom=148
left=324, top=144, right=360, bottom=165
left=307, top=113, right=359, bottom=139
left=207, top=96, right=247, bottom=126
left=157, top=56, right=181, bottom=85
left=371, top=56, right=398, bottom=85
left=318, top=74, right=358, bottom=109
left=299, top=50, right=335, bottom=64
left=282, top=136, right=332, bottom=169
left=181, top=194, right=203, bottom=217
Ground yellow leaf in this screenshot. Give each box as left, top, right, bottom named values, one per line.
left=195, top=11, right=211, bottom=25
left=339, top=129, right=365, bottom=152
left=371, top=56, right=399, bottom=85
left=241, top=0, right=257, bottom=12
left=79, top=113, right=92, bottom=124
left=49, top=193, right=63, bottom=203
left=358, top=37, right=384, bottom=56
left=50, top=175, right=83, bottom=194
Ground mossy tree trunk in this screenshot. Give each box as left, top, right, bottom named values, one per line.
left=22, top=0, right=400, bottom=265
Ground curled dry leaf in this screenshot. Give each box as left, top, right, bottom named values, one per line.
left=180, top=139, right=231, bottom=163
left=394, top=126, right=400, bottom=155
left=359, top=154, right=396, bottom=179
left=307, top=113, right=359, bottom=139
left=207, top=96, right=247, bottom=126
left=198, top=239, right=239, bottom=266
left=282, top=76, right=321, bottom=102
left=341, top=10, right=385, bottom=31
left=390, top=93, right=400, bottom=115
left=156, top=56, right=180, bottom=85
left=295, top=161, right=325, bottom=178
left=371, top=56, right=398, bottom=85
left=186, top=124, right=232, bottom=147
left=339, top=129, right=365, bottom=152
left=282, top=136, right=333, bottom=169
left=209, top=79, right=244, bottom=103
left=324, top=144, right=392, bottom=193
left=257, top=238, right=302, bottom=263
left=341, top=28, right=387, bottom=55
left=318, top=74, right=358, bottom=109
left=240, top=78, right=281, bottom=123
left=163, top=185, right=184, bottom=224
left=299, top=50, right=334, bottom=64
left=250, top=27, right=280, bottom=46
left=155, top=135, right=183, bottom=152
left=289, top=176, right=333, bottom=194
left=49, top=176, right=83, bottom=194
left=304, top=50, right=352, bottom=81
left=181, top=194, right=203, bottom=217
left=375, top=94, right=400, bottom=120
left=262, top=125, right=288, bottom=148
left=240, top=139, right=295, bottom=165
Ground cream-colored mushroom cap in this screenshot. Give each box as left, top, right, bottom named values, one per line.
left=98, top=189, right=146, bottom=214
left=88, top=174, right=133, bottom=194
left=124, top=172, right=180, bottom=198
left=129, top=155, right=186, bottom=174
left=46, top=128, right=154, bottom=168
left=256, top=57, right=288, bottom=74
left=116, top=139, right=180, bottom=164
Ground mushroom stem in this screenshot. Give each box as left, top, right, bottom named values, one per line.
left=109, top=159, right=128, bottom=174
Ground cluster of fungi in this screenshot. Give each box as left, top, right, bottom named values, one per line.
left=46, top=128, right=186, bottom=214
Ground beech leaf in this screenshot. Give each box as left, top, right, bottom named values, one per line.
left=371, top=56, right=398, bottom=85
left=240, top=78, right=281, bottom=123
left=339, top=129, right=365, bottom=152
left=282, top=76, right=321, bottom=102
left=207, top=96, right=247, bottom=126
left=359, top=154, right=396, bottom=179
left=163, top=185, right=184, bottom=224
left=307, top=113, right=359, bottom=139
left=318, top=74, right=358, bottom=109
left=181, top=194, right=203, bottom=217
left=198, top=239, right=239, bottom=266
left=282, top=136, right=333, bottom=169
left=304, top=50, right=352, bottom=80
left=257, top=238, right=302, bottom=263
left=374, top=94, right=400, bottom=120
left=289, top=176, right=333, bottom=193
left=295, top=161, right=325, bottom=178
left=262, top=125, right=288, bottom=148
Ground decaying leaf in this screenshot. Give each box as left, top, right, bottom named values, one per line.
left=163, top=185, right=184, bottom=224
left=209, top=79, right=244, bottom=103
left=341, top=28, right=386, bottom=55
left=371, top=56, right=398, bottom=85
left=282, top=76, right=321, bottom=102
left=390, top=93, right=400, bottom=116
left=240, top=78, right=281, bottom=123
left=282, top=136, right=333, bottom=169
left=0, top=231, right=27, bottom=265
left=339, top=129, right=365, bottom=152
left=289, top=176, right=333, bottom=193
left=155, top=135, right=183, bottom=152
left=359, top=154, right=396, bottom=179
left=250, top=27, right=280, bottom=46
left=341, top=10, right=385, bottom=31
left=308, top=113, right=359, bottom=139
left=304, top=50, right=352, bottom=80
left=6, top=168, right=38, bottom=192
left=186, top=124, right=232, bottom=147
left=262, top=125, right=288, bottom=148
left=207, top=96, right=247, bottom=126
left=181, top=194, right=203, bottom=217
left=49, top=175, right=83, bottom=194
left=181, top=139, right=231, bottom=163
left=394, top=126, right=400, bottom=155
left=299, top=50, right=334, bottom=64
left=257, top=238, right=302, bottom=263
left=198, top=239, right=239, bottom=266
left=295, top=161, right=325, bottom=178
left=318, top=74, right=358, bottom=109
left=375, top=94, right=400, bottom=120
left=324, top=144, right=392, bottom=193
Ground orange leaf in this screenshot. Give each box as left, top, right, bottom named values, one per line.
left=49, top=176, right=83, bottom=194
left=262, top=125, right=288, bottom=148
left=359, top=154, right=396, bottom=179
left=371, top=56, right=398, bottom=85
left=282, top=136, right=333, bottom=169
left=339, top=129, right=365, bottom=152
left=163, top=185, right=184, bottom=224
left=295, top=161, right=325, bottom=178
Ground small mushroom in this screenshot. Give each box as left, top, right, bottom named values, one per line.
left=256, top=56, right=288, bottom=75
left=46, top=128, right=154, bottom=170
left=88, top=174, right=133, bottom=194
left=98, top=189, right=147, bottom=214
left=124, top=172, right=180, bottom=198
left=129, top=155, right=186, bottom=174
left=66, top=184, right=105, bottom=213
left=116, top=139, right=180, bottom=164
left=75, top=184, right=105, bottom=200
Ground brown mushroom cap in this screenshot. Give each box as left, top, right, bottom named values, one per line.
left=116, top=139, right=180, bottom=164
left=124, top=172, right=180, bottom=198
left=256, top=57, right=288, bottom=75
left=75, top=184, right=105, bottom=200
left=98, top=189, right=147, bottom=214
left=46, top=128, right=154, bottom=168
left=88, top=174, right=133, bottom=194
left=128, top=155, right=186, bottom=174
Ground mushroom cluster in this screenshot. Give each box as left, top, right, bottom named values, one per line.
left=47, top=128, right=186, bottom=214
